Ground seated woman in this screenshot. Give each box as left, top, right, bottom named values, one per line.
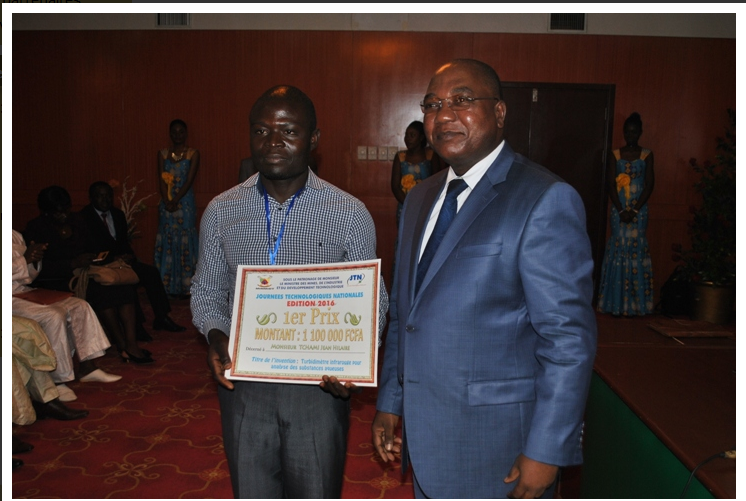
left=24, top=186, right=154, bottom=364
left=13, top=229, right=121, bottom=399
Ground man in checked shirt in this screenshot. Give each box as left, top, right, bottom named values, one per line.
left=191, top=85, right=389, bottom=499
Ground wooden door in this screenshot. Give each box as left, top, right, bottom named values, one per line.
left=502, top=83, right=615, bottom=298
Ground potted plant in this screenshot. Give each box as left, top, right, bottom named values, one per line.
left=672, top=109, right=735, bottom=323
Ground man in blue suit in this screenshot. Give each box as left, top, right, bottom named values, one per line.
left=373, top=59, right=597, bottom=498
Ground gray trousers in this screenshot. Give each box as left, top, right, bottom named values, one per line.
left=218, top=381, right=350, bottom=498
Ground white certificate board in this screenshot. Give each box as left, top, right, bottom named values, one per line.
left=227, top=260, right=381, bottom=386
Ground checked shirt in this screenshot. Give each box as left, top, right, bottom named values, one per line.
left=191, top=169, right=388, bottom=342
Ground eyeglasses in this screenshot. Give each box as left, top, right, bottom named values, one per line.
left=420, top=95, right=501, bottom=114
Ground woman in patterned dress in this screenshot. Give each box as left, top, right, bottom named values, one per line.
left=390, top=120, right=443, bottom=227
left=597, top=112, right=656, bottom=315
left=154, top=119, right=200, bottom=298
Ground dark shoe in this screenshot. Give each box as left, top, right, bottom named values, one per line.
left=13, top=437, right=33, bottom=454
left=33, top=398, right=89, bottom=421
left=120, top=350, right=155, bottom=365
left=153, top=316, right=186, bottom=332
left=13, top=458, right=24, bottom=470
left=136, top=324, right=153, bottom=342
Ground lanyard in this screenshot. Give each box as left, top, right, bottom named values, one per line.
left=263, top=184, right=304, bottom=265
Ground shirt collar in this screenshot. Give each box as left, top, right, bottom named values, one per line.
left=445, top=140, right=505, bottom=188
left=247, top=167, right=323, bottom=193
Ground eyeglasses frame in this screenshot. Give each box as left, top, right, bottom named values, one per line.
left=420, top=96, right=502, bottom=114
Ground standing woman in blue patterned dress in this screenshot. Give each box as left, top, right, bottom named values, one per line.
left=597, top=112, right=655, bottom=315
left=390, top=121, right=444, bottom=280
left=154, top=119, right=200, bottom=298
left=390, top=121, right=444, bottom=227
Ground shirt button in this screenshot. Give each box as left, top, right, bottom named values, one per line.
left=405, top=325, right=414, bottom=332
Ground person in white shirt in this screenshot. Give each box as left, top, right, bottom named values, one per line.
left=13, top=315, right=90, bottom=470
left=12, top=229, right=121, bottom=401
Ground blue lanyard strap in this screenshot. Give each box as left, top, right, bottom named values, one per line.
left=263, top=184, right=304, bottom=265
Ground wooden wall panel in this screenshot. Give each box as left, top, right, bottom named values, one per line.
left=350, top=31, right=475, bottom=282
left=474, top=33, right=735, bottom=293
left=11, top=30, right=735, bottom=301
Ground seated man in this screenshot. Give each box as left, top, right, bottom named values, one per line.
left=12, top=316, right=89, bottom=469
left=12, top=229, right=121, bottom=401
left=80, top=181, right=185, bottom=334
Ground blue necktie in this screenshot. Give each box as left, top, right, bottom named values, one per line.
left=415, top=179, right=468, bottom=294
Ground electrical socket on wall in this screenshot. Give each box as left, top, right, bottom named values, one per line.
left=357, top=145, right=400, bottom=161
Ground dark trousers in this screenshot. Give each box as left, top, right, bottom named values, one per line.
left=131, top=261, right=170, bottom=320
left=218, top=382, right=350, bottom=499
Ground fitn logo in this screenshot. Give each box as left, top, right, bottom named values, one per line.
left=347, top=273, right=365, bottom=286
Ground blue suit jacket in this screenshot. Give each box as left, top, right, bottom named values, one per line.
left=376, top=142, right=597, bottom=498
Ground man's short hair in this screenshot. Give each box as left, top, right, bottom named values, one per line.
left=88, top=181, right=113, bottom=200
left=448, top=59, right=503, bottom=100
left=251, top=85, right=317, bottom=131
